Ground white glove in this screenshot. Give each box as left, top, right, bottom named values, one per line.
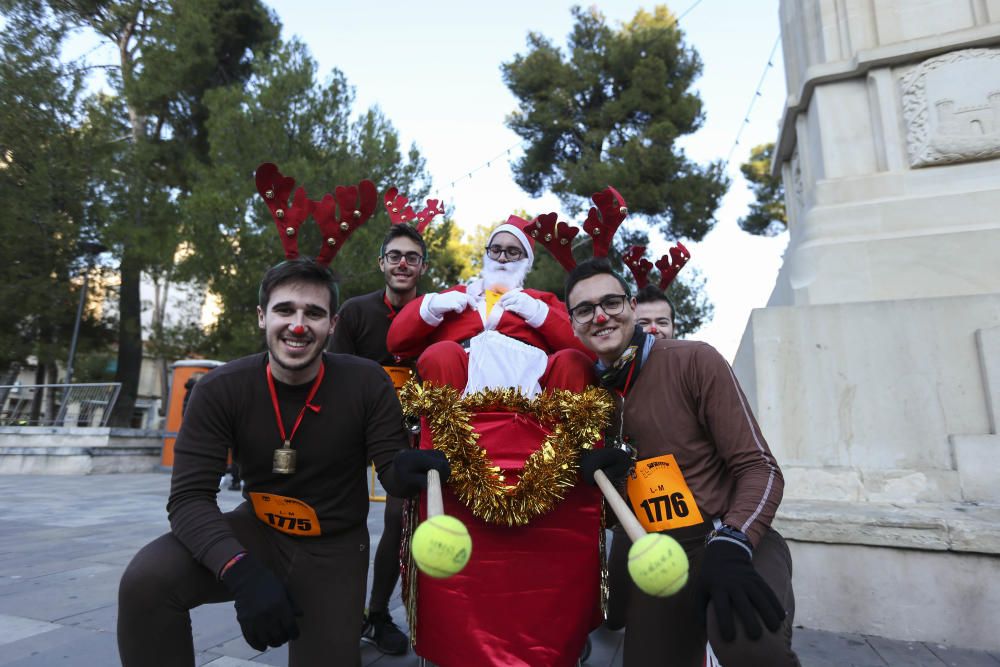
left=420, top=291, right=470, bottom=325
left=499, top=289, right=548, bottom=328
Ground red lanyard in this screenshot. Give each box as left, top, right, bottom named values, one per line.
left=383, top=292, right=397, bottom=320
left=266, top=362, right=325, bottom=447
left=615, top=359, right=638, bottom=399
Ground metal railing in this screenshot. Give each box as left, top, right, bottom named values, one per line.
left=0, top=383, right=122, bottom=427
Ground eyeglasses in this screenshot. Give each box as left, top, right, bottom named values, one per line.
left=568, top=294, right=629, bottom=324
left=486, top=244, right=524, bottom=261
left=382, top=251, right=424, bottom=266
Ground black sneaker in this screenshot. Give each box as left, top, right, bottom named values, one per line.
left=361, top=610, right=408, bottom=655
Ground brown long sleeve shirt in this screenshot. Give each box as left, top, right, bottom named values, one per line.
left=619, top=339, right=783, bottom=547
left=167, top=352, right=408, bottom=575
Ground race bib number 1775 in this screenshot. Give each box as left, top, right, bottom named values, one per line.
left=249, top=492, right=321, bottom=536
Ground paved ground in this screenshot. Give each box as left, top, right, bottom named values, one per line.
left=0, top=473, right=996, bottom=667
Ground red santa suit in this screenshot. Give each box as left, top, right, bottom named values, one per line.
left=386, top=220, right=593, bottom=395
left=392, top=220, right=604, bottom=666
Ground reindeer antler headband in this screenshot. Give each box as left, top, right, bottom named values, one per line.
left=255, top=162, right=377, bottom=266
left=383, top=186, right=445, bottom=233
left=527, top=185, right=691, bottom=288
left=525, top=186, right=627, bottom=273
left=624, top=242, right=691, bottom=291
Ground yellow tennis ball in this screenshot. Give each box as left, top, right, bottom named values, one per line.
left=411, top=514, right=472, bottom=578
left=627, top=533, right=689, bottom=597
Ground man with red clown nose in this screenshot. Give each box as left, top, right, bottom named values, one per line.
left=387, top=216, right=594, bottom=395
left=116, top=165, right=451, bottom=667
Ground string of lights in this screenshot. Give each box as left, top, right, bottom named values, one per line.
left=724, top=33, right=782, bottom=169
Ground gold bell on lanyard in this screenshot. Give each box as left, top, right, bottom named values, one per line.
left=272, top=441, right=296, bottom=475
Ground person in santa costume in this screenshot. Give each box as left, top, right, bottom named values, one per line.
left=386, top=216, right=593, bottom=395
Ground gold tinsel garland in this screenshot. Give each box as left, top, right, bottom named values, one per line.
left=399, top=380, right=614, bottom=527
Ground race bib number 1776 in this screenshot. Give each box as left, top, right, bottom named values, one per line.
left=626, top=453, right=704, bottom=533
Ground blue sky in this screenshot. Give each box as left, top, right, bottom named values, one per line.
left=262, top=0, right=790, bottom=360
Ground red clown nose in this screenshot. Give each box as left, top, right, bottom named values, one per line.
left=291, top=325, right=305, bottom=335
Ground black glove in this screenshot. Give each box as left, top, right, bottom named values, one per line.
left=392, top=449, right=450, bottom=496
left=579, top=447, right=631, bottom=485
left=221, top=553, right=301, bottom=651
left=696, top=537, right=785, bottom=642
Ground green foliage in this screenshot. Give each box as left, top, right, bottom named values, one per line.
left=420, top=217, right=475, bottom=290
left=176, top=40, right=460, bottom=359
left=34, top=0, right=281, bottom=423
left=502, top=5, right=729, bottom=241
left=738, top=142, right=787, bottom=237
left=0, top=3, right=114, bottom=373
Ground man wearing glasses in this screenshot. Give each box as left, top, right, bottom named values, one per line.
left=329, top=223, right=427, bottom=656
left=567, top=258, right=799, bottom=667
left=387, top=218, right=593, bottom=396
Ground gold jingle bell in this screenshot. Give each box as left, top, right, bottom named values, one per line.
left=273, top=444, right=296, bottom=474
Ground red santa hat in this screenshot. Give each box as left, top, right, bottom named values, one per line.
left=488, top=215, right=535, bottom=265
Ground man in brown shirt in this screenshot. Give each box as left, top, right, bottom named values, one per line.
left=568, top=258, right=799, bottom=667
left=117, top=259, right=448, bottom=667
left=604, top=283, right=680, bottom=631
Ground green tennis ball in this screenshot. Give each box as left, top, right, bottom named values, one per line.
left=627, top=533, right=689, bottom=597
left=412, top=514, right=472, bottom=578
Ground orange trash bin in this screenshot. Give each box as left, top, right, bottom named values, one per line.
left=161, top=359, right=224, bottom=468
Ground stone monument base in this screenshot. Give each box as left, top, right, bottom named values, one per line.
left=776, top=499, right=1000, bottom=652
left=735, top=294, right=1000, bottom=650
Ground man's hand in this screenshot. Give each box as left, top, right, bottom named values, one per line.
left=499, top=289, right=548, bottom=327
left=221, top=553, right=301, bottom=651
left=696, top=537, right=785, bottom=641
left=579, top=447, right=632, bottom=485
left=393, top=449, right=451, bottom=496
left=425, top=291, right=470, bottom=319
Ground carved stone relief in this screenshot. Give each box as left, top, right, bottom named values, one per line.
left=790, top=149, right=804, bottom=211
left=900, top=48, right=1000, bottom=167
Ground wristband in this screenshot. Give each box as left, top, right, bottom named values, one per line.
left=219, top=551, right=247, bottom=580
left=706, top=524, right=753, bottom=557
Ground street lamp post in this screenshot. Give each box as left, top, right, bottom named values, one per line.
left=65, top=242, right=106, bottom=384
left=59, top=242, right=106, bottom=425
left=65, top=271, right=89, bottom=386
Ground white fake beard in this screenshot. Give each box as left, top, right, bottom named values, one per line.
left=481, top=255, right=531, bottom=292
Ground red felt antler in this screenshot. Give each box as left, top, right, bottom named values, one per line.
left=256, top=163, right=314, bottom=261
left=623, top=245, right=654, bottom=288
left=255, top=163, right=376, bottom=267
left=527, top=212, right=580, bottom=272
left=383, top=186, right=445, bottom=234
left=654, top=242, right=691, bottom=291
left=582, top=186, right=628, bottom=257
left=314, top=180, right=378, bottom=265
